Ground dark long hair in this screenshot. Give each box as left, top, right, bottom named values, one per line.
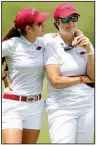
left=53, top=18, right=60, bottom=30
left=2, top=26, right=21, bottom=71
left=2, top=24, right=32, bottom=71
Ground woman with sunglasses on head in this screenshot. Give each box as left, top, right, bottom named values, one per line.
left=44, top=3, right=94, bottom=143
left=2, top=8, right=50, bottom=144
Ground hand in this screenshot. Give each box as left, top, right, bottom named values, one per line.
left=3, top=77, right=12, bottom=91
left=72, top=35, right=92, bottom=52
left=2, top=71, right=7, bottom=79
left=82, top=76, right=94, bottom=83
left=2, top=71, right=12, bottom=91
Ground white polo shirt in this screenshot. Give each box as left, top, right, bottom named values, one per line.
left=2, top=34, right=53, bottom=96
left=44, top=33, right=94, bottom=110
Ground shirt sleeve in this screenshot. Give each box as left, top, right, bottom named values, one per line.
left=44, top=42, right=60, bottom=65
left=42, top=33, right=53, bottom=45
left=2, top=40, right=12, bottom=57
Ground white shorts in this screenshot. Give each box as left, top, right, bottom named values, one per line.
left=2, top=98, right=44, bottom=130
left=47, top=106, right=94, bottom=143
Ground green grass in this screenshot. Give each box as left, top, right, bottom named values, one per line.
left=37, top=78, right=51, bottom=143
left=2, top=1, right=94, bottom=45
left=2, top=1, right=95, bottom=143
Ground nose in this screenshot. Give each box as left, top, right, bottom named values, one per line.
left=68, top=20, right=73, bottom=24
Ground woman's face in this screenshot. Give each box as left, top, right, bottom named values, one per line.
left=57, top=15, right=78, bottom=34
left=30, top=22, right=45, bottom=37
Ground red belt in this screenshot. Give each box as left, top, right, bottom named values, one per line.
left=3, top=93, right=41, bottom=102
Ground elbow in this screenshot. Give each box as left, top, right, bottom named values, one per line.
left=87, top=75, right=95, bottom=82
left=51, top=82, right=60, bottom=88
left=91, top=77, right=95, bottom=82
left=50, top=78, right=60, bottom=88
left=50, top=78, right=67, bottom=89
left=88, top=74, right=95, bottom=82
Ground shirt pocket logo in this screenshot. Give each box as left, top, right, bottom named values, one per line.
left=79, top=51, right=86, bottom=55
left=36, top=46, right=42, bottom=50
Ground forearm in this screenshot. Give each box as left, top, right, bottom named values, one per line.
left=2, top=71, right=11, bottom=88
left=3, top=76, right=10, bottom=88
left=86, top=44, right=94, bottom=81
left=50, top=75, right=91, bottom=88
left=87, top=55, right=94, bottom=81
left=51, top=76, right=80, bottom=88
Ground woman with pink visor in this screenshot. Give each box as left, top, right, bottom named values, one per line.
left=44, top=3, right=94, bottom=143
left=2, top=8, right=50, bottom=144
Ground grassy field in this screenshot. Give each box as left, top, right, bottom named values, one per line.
left=2, top=1, right=95, bottom=143
left=2, top=1, right=94, bottom=44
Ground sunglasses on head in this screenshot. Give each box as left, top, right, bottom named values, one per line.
left=60, top=15, right=79, bottom=23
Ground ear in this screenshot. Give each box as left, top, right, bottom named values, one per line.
left=25, top=25, right=33, bottom=32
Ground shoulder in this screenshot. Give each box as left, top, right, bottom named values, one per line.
left=46, top=36, right=59, bottom=48
left=37, top=33, right=57, bottom=46
left=44, top=38, right=60, bottom=55
left=2, top=37, right=20, bottom=47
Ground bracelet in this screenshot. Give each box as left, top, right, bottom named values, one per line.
left=79, top=76, right=83, bottom=83
left=2, top=72, right=7, bottom=80
left=86, top=51, right=94, bottom=56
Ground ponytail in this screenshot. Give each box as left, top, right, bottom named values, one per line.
left=2, top=26, right=21, bottom=41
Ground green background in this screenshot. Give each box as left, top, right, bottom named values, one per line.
left=2, top=1, right=95, bottom=143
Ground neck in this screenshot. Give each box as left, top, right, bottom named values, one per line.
left=59, top=31, right=75, bottom=46
left=24, top=34, right=36, bottom=43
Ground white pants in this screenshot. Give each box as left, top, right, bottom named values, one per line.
left=47, top=106, right=94, bottom=143
left=2, top=98, right=44, bottom=130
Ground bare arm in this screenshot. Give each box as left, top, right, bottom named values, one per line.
left=45, top=64, right=93, bottom=89
left=2, top=70, right=12, bottom=90
left=72, top=35, right=94, bottom=81
left=86, top=45, right=94, bottom=81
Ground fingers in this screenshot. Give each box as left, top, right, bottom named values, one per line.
left=72, top=35, right=84, bottom=46
left=78, top=40, right=88, bottom=48
left=72, top=35, right=90, bottom=48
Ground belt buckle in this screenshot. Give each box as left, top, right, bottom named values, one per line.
left=26, top=96, right=35, bottom=102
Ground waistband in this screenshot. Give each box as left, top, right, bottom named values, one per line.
left=3, top=93, right=41, bottom=102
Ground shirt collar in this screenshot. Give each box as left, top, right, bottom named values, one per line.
left=20, top=35, right=38, bottom=46
left=57, top=33, right=68, bottom=47
left=57, top=33, right=74, bottom=51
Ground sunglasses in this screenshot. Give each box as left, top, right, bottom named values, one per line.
left=60, top=15, right=78, bottom=23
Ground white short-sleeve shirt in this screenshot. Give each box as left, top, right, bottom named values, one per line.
left=2, top=34, right=53, bottom=96
left=44, top=33, right=94, bottom=110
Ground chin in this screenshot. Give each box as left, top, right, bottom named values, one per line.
left=67, top=26, right=75, bottom=29
left=37, top=33, right=44, bottom=37
left=66, top=27, right=75, bottom=32
left=38, top=32, right=44, bottom=37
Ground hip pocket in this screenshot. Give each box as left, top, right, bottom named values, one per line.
left=2, top=98, right=20, bottom=114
